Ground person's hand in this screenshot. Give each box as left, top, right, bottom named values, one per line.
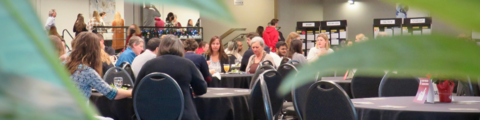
left=207, top=61, right=211, bottom=66
left=318, top=49, right=328, bottom=56
left=209, top=69, right=216, bottom=74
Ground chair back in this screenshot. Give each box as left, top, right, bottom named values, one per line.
left=286, top=60, right=301, bottom=66
left=351, top=70, right=385, bottom=98
left=120, top=62, right=136, bottom=82
left=304, top=81, right=357, bottom=120
left=457, top=76, right=480, bottom=96
left=250, top=70, right=284, bottom=120
left=292, top=80, right=315, bottom=120
left=280, top=58, right=291, bottom=66
left=379, top=73, right=419, bottom=97
left=227, top=54, right=237, bottom=64
left=103, top=67, right=135, bottom=87
left=277, top=63, right=298, bottom=102
left=250, top=65, right=276, bottom=89
left=133, top=72, right=184, bottom=120
left=260, top=60, right=274, bottom=67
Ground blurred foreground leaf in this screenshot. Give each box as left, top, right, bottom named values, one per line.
left=384, top=0, right=480, bottom=32
left=279, top=35, right=480, bottom=95
left=0, top=0, right=95, bottom=119
left=126, top=0, right=235, bottom=23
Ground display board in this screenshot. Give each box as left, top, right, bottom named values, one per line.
left=296, top=21, right=321, bottom=56
left=373, top=18, right=403, bottom=38
left=402, top=17, right=432, bottom=36
left=320, top=20, right=348, bottom=50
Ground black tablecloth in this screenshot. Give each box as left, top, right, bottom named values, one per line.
left=352, top=96, right=480, bottom=120
left=194, top=88, right=251, bottom=120
left=90, top=88, right=251, bottom=120
left=322, top=79, right=353, bottom=98
left=209, top=74, right=253, bottom=88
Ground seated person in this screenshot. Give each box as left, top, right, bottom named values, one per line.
left=115, top=36, right=144, bottom=67
left=246, top=37, right=276, bottom=74
left=66, top=32, right=131, bottom=100
left=134, top=35, right=207, bottom=120
left=286, top=39, right=307, bottom=64
left=132, top=38, right=161, bottom=78
left=184, top=39, right=212, bottom=82
left=270, top=41, right=287, bottom=67
left=307, top=33, right=334, bottom=62
left=203, top=36, right=230, bottom=74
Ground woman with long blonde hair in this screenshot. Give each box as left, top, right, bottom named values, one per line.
left=86, top=11, right=104, bottom=32
left=112, top=12, right=125, bottom=50
left=306, top=33, right=334, bottom=62
left=286, top=32, right=300, bottom=49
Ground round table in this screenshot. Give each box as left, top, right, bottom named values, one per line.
left=352, top=96, right=480, bottom=120
left=91, top=88, right=251, bottom=120
left=322, top=79, right=353, bottom=98
left=194, top=88, right=251, bottom=120
left=209, top=73, right=253, bottom=88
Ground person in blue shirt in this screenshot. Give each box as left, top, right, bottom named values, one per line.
left=116, top=36, right=144, bottom=67
left=184, top=38, right=212, bottom=83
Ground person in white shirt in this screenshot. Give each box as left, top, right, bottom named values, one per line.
left=44, top=9, right=56, bottom=31
left=270, top=41, right=287, bottom=67
left=307, top=33, right=334, bottom=62
left=131, top=38, right=161, bottom=78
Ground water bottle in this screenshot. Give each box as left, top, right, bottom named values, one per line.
left=114, top=77, right=123, bottom=88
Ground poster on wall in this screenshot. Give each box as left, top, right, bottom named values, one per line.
left=90, top=0, right=116, bottom=26
left=396, top=4, right=409, bottom=18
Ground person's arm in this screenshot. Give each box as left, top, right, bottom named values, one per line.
left=86, top=69, right=131, bottom=100
left=44, top=18, right=53, bottom=30
left=306, top=48, right=318, bottom=62
left=190, top=64, right=207, bottom=95
left=272, top=32, right=279, bottom=50
left=246, top=56, right=253, bottom=73
left=200, top=56, right=212, bottom=82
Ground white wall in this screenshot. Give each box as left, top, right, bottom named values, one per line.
left=31, top=0, right=124, bottom=47
left=201, top=0, right=275, bottom=52
left=278, top=0, right=324, bottom=39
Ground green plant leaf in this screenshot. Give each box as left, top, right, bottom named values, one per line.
left=383, top=0, right=480, bottom=32
left=125, top=0, right=235, bottom=23
left=0, top=0, right=95, bottom=119
left=279, top=35, right=480, bottom=95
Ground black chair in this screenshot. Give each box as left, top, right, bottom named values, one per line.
left=227, top=54, right=237, bottom=64
left=280, top=58, right=291, bottom=66
left=260, top=60, right=274, bottom=68
left=250, top=69, right=284, bottom=120
left=304, top=81, right=357, bottom=120
left=351, top=70, right=386, bottom=98
left=292, top=80, right=316, bottom=120
left=250, top=65, right=276, bottom=89
left=457, top=76, right=480, bottom=96
left=277, top=63, right=299, bottom=101
left=287, top=60, right=301, bottom=67
left=133, top=72, right=184, bottom=120
left=103, top=67, right=135, bottom=87
left=277, top=64, right=299, bottom=118
left=378, top=73, right=419, bottom=97
left=120, top=62, right=136, bottom=82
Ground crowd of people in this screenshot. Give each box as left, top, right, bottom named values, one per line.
left=46, top=7, right=380, bottom=119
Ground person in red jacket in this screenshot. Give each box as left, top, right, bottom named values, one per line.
left=263, top=19, right=279, bottom=52
left=155, top=17, right=165, bottom=31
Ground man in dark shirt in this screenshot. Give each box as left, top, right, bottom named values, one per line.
left=240, top=32, right=270, bottom=71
